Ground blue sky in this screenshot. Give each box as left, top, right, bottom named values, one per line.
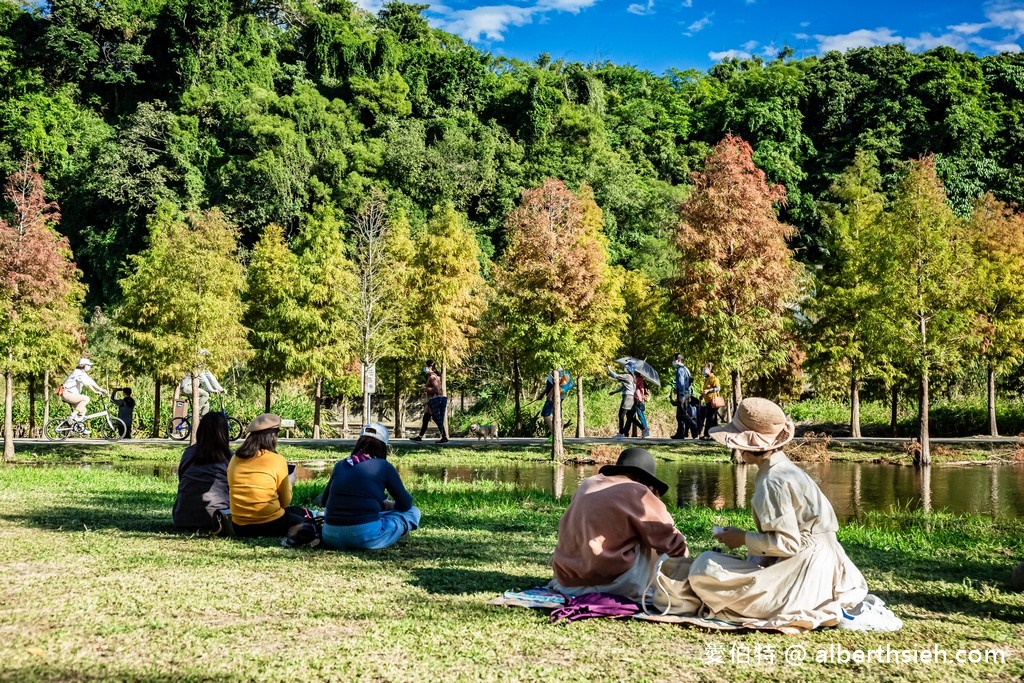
left=358, top=0, right=1024, bottom=74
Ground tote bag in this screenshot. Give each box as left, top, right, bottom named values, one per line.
left=641, top=555, right=702, bottom=616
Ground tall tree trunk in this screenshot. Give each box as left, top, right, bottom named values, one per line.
left=4, top=360, right=14, bottom=462
left=575, top=374, right=585, bottom=438
left=313, top=377, right=323, bottom=439
left=850, top=374, right=861, bottom=438
left=551, top=368, right=565, bottom=461
left=152, top=379, right=161, bottom=439
left=394, top=360, right=403, bottom=438
left=43, top=370, right=50, bottom=433
left=264, top=380, right=272, bottom=413
left=731, top=369, right=743, bottom=412
left=890, top=385, right=898, bottom=437
left=28, top=373, right=36, bottom=437
left=190, top=365, right=200, bottom=446
left=440, top=362, right=449, bottom=437
left=917, top=368, right=931, bottom=467
left=988, top=362, right=998, bottom=437
left=512, top=354, right=523, bottom=436
left=362, top=362, right=371, bottom=427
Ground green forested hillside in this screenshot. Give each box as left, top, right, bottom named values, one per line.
left=3, top=0, right=1024, bottom=452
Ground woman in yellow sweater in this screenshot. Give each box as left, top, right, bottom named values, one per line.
left=227, top=413, right=307, bottom=537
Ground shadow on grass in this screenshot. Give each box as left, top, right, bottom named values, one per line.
left=843, top=543, right=1024, bottom=624
left=408, top=567, right=548, bottom=595
left=0, top=664, right=234, bottom=682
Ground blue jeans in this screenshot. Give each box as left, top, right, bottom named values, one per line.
left=322, top=507, right=422, bottom=550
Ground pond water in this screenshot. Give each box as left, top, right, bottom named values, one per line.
left=117, top=459, right=1024, bottom=521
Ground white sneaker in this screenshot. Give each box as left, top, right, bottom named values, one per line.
left=612, top=433, right=625, bottom=440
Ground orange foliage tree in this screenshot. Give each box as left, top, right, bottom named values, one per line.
left=0, top=159, right=85, bottom=461
left=674, top=135, right=801, bottom=410
left=493, top=178, right=622, bottom=458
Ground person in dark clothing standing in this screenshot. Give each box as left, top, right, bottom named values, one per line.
left=321, top=423, right=421, bottom=550
left=110, top=387, right=136, bottom=438
left=411, top=360, right=448, bottom=444
left=669, top=355, right=692, bottom=440
left=173, top=412, right=231, bottom=531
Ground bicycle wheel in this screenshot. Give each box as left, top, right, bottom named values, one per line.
left=226, top=417, right=243, bottom=441
left=100, top=417, right=127, bottom=441
left=45, top=417, right=72, bottom=441
left=169, top=417, right=191, bottom=441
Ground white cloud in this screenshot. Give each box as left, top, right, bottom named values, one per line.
left=709, top=48, right=752, bottom=60
left=742, top=39, right=758, bottom=51
left=949, top=21, right=988, bottom=34
left=760, top=41, right=778, bottom=56
left=904, top=31, right=970, bottom=51
left=438, top=5, right=538, bottom=42
left=685, top=15, right=712, bottom=36
left=681, top=0, right=692, bottom=6
left=627, top=0, right=655, bottom=15
left=353, top=0, right=385, bottom=14
left=537, top=0, right=598, bottom=12
left=794, top=32, right=809, bottom=40
left=814, top=27, right=903, bottom=53
left=994, top=41, right=1023, bottom=51
left=987, top=6, right=1024, bottom=34
left=799, top=20, right=810, bottom=28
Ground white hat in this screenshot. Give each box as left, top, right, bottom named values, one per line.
left=78, top=357, right=93, bottom=368
left=709, top=398, right=795, bottom=452
left=360, top=422, right=390, bottom=445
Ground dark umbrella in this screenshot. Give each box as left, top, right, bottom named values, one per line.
left=615, top=357, right=661, bottom=387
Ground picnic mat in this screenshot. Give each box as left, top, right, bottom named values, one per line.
left=487, top=587, right=803, bottom=634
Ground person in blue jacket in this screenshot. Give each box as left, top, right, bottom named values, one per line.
left=321, top=423, right=421, bottom=550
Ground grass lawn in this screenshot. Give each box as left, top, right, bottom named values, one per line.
left=1, top=457, right=1023, bottom=682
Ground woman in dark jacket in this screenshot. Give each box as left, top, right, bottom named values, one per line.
left=321, top=422, right=421, bottom=550
left=172, top=412, right=231, bottom=531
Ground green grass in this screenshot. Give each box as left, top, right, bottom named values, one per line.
left=0, top=464, right=1022, bottom=682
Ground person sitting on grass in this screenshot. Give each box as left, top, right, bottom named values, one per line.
left=675, top=398, right=874, bottom=630
left=173, top=412, right=231, bottom=532
left=321, top=422, right=421, bottom=550
left=549, top=447, right=688, bottom=601
left=227, top=413, right=308, bottom=538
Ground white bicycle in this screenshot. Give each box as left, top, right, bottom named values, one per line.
left=45, top=395, right=126, bottom=441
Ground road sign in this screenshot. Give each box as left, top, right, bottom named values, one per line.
left=362, top=363, right=376, bottom=394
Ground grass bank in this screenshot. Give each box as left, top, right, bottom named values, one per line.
left=5, top=436, right=1019, bottom=468
left=0, top=465, right=1022, bottom=682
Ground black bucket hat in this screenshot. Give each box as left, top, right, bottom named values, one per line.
left=599, top=447, right=668, bottom=497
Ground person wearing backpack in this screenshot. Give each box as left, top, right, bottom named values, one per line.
left=173, top=412, right=231, bottom=531
left=60, top=358, right=106, bottom=423
left=321, top=423, right=420, bottom=550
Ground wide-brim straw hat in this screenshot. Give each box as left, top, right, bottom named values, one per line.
left=599, top=447, right=669, bottom=497
left=709, top=398, right=795, bottom=452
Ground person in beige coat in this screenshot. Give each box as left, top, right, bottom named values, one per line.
left=549, top=448, right=689, bottom=601
left=677, top=398, right=869, bottom=629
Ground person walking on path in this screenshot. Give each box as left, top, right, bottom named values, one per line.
left=411, top=360, right=448, bottom=444
left=539, top=369, right=574, bottom=434
left=321, top=423, right=421, bottom=550
left=608, top=363, right=636, bottom=439
left=110, top=387, right=136, bottom=438
left=622, top=373, right=650, bottom=439
left=670, top=354, right=693, bottom=439
left=699, top=363, right=722, bottom=439
left=60, top=358, right=105, bottom=423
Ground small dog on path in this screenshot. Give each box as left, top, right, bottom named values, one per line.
left=469, top=423, right=499, bottom=441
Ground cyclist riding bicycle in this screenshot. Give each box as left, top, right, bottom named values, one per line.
left=61, top=358, right=106, bottom=424
left=179, top=350, right=225, bottom=417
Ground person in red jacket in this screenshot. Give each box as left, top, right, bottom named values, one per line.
left=549, top=448, right=689, bottom=601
